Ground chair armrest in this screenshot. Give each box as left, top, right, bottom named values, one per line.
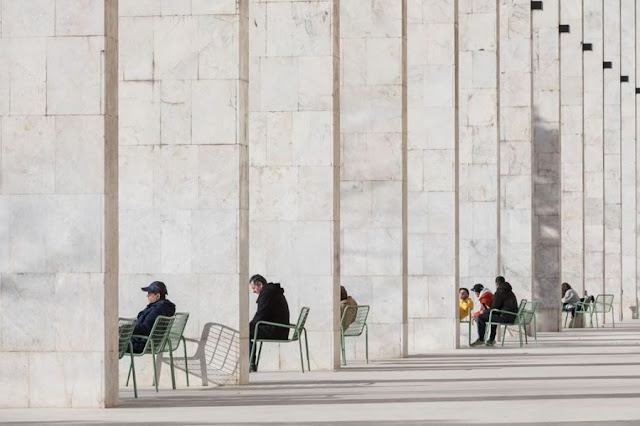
left=487, top=309, right=518, bottom=322
left=252, top=321, right=297, bottom=340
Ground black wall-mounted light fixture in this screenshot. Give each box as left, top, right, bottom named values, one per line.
left=603, top=62, right=612, bottom=69
left=559, top=25, right=570, bottom=33
left=582, top=43, right=593, bottom=51
left=531, top=1, right=543, bottom=10
left=621, top=76, right=629, bottom=82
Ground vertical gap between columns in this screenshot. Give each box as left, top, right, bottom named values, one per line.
left=401, top=0, right=409, bottom=357
left=454, top=0, right=461, bottom=347
left=495, top=0, right=502, bottom=277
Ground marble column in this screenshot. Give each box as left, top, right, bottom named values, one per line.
left=407, top=0, right=458, bottom=351
left=249, top=0, right=340, bottom=369
left=340, top=0, right=405, bottom=359
left=560, top=0, right=585, bottom=296
left=499, top=0, right=533, bottom=302
left=118, top=0, right=250, bottom=384
left=458, top=0, right=499, bottom=290
left=0, top=0, right=118, bottom=407
left=603, top=0, right=622, bottom=324
left=583, top=0, right=605, bottom=298
left=532, top=0, right=561, bottom=331
left=621, top=0, right=638, bottom=320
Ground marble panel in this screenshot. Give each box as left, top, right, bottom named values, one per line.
left=370, top=86, right=402, bottom=133
left=366, top=38, right=402, bottom=85
left=426, top=23, right=454, bottom=65
left=161, top=0, right=191, bottom=15
left=265, top=112, right=293, bottom=165
left=160, top=80, right=192, bottom=145
left=339, top=181, right=372, bottom=228
left=198, top=15, right=239, bottom=80
left=119, top=146, right=154, bottom=210
left=153, top=16, right=198, bottom=80
left=459, top=164, right=497, bottom=202
left=0, top=353, right=29, bottom=407
left=426, top=276, right=456, bottom=318
left=366, top=228, right=402, bottom=276
left=56, top=0, right=103, bottom=36
left=472, top=126, right=498, bottom=163
left=199, top=145, right=240, bottom=210
left=298, top=166, right=333, bottom=221
left=459, top=13, right=496, bottom=51
left=55, top=116, right=104, bottom=194
left=47, top=37, right=102, bottom=115
left=341, top=228, right=368, bottom=276
left=371, top=181, right=402, bottom=228
left=427, top=192, right=455, bottom=235
left=119, top=0, right=160, bottom=16
left=192, top=80, right=237, bottom=144
left=1, top=273, right=56, bottom=351
left=341, top=85, right=372, bottom=133
left=261, top=221, right=296, bottom=278
left=298, top=56, right=333, bottom=111
left=407, top=150, right=424, bottom=192
left=473, top=201, right=498, bottom=239
left=160, top=210, right=192, bottom=274
left=407, top=232, right=426, bottom=276
left=367, top=323, right=402, bottom=358
left=368, top=276, right=403, bottom=324
left=293, top=222, right=333, bottom=276
left=291, top=1, right=332, bottom=56
left=503, top=175, right=532, bottom=210
left=342, top=38, right=367, bottom=86
left=153, top=145, right=198, bottom=209
left=410, top=318, right=457, bottom=352
left=192, top=0, right=236, bottom=15
left=407, top=275, right=429, bottom=318
left=192, top=209, right=238, bottom=274
left=119, top=209, right=162, bottom=273
left=423, top=65, right=454, bottom=107
left=467, top=90, right=497, bottom=126
left=423, top=234, right=456, bottom=276
left=1, top=0, right=54, bottom=37
left=250, top=166, right=298, bottom=221
left=2, top=116, right=55, bottom=194
left=292, top=112, right=333, bottom=166
left=198, top=274, right=241, bottom=331
left=119, top=81, right=161, bottom=145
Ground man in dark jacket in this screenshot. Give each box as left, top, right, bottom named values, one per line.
left=471, top=276, right=518, bottom=347
left=249, top=274, right=290, bottom=372
left=131, top=281, right=176, bottom=353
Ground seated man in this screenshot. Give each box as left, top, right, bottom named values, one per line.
left=249, top=274, right=290, bottom=372
left=459, top=287, right=474, bottom=321
left=340, top=285, right=358, bottom=329
left=471, top=283, right=494, bottom=321
left=471, top=276, right=518, bottom=347
left=131, top=281, right=176, bottom=353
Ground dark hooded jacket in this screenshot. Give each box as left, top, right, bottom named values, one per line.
left=131, top=298, right=176, bottom=352
left=490, top=282, right=518, bottom=322
left=250, top=283, right=290, bottom=340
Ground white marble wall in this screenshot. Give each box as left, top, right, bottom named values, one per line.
left=621, top=0, right=636, bottom=319
left=499, top=0, right=532, bottom=302
left=0, top=0, right=119, bottom=407
left=560, top=0, right=585, bottom=297
left=118, top=0, right=250, bottom=385
left=407, top=0, right=458, bottom=351
left=532, top=0, right=561, bottom=330
left=458, top=0, right=499, bottom=289
left=583, top=0, right=605, bottom=298
left=603, top=0, right=622, bottom=323
left=249, top=0, right=340, bottom=369
left=340, top=0, right=405, bottom=358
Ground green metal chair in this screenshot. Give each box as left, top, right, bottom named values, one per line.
left=126, top=315, right=175, bottom=393
left=484, top=300, right=538, bottom=348
left=340, top=305, right=370, bottom=365
left=118, top=318, right=137, bottom=398
left=250, top=307, right=311, bottom=373
left=159, top=312, right=190, bottom=389
left=571, top=296, right=593, bottom=328
left=589, top=294, right=615, bottom=328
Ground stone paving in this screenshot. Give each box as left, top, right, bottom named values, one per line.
left=1, top=322, right=640, bottom=425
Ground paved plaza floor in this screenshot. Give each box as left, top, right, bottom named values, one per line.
left=2, top=322, right=640, bottom=425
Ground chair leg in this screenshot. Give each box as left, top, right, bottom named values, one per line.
left=126, top=361, right=132, bottom=387
left=524, top=325, right=528, bottom=345
left=303, top=328, right=310, bottom=372
left=519, top=325, right=523, bottom=348
left=152, top=352, right=159, bottom=392
left=249, top=338, right=257, bottom=369
left=612, top=307, right=615, bottom=328
left=129, top=350, right=137, bottom=399
left=501, top=325, right=506, bottom=346
left=365, top=325, right=369, bottom=364
left=182, top=337, right=190, bottom=386
left=298, top=338, right=305, bottom=373
left=340, top=330, right=346, bottom=366
left=169, top=348, right=176, bottom=390
left=257, top=342, right=263, bottom=367
left=533, top=315, right=537, bottom=343
left=563, top=311, right=568, bottom=328
left=468, top=320, right=472, bottom=346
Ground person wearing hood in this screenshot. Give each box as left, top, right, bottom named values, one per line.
left=471, top=276, right=518, bottom=347
left=471, top=283, right=494, bottom=321
left=249, top=274, right=290, bottom=372
left=340, top=285, right=358, bottom=329
left=131, top=281, right=176, bottom=353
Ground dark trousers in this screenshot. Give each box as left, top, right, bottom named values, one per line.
left=477, top=311, right=515, bottom=341
left=562, top=303, right=576, bottom=318
left=249, top=325, right=287, bottom=366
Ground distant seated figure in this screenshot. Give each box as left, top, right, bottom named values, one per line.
left=459, top=287, right=474, bottom=321
left=340, top=286, right=358, bottom=329
left=249, top=274, right=290, bottom=372
left=472, top=277, right=518, bottom=347
left=471, top=283, right=494, bottom=321
left=131, top=281, right=176, bottom=353
left=561, top=282, right=580, bottom=318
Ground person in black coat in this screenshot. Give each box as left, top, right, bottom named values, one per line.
left=131, top=281, right=176, bottom=353
left=249, top=274, right=290, bottom=372
left=471, top=276, right=518, bottom=347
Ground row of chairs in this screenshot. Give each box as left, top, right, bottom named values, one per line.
left=563, top=294, right=615, bottom=329
left=118, top=305, right=371, bottom=396
left=483, top=299, right=539, bottom=348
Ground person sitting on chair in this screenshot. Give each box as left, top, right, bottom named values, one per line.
left=340, top=285, right=358, bottom=329
left=471, top=276, right=518, bottom=347
left=131, top=281, right=176, bottom=353
left=561, top=282, right=580, bottom=322
left=471, top=283, right=494, bottom=322
left=459, top=287, right=474, bottom=321
left=249, top=274, right=290, bottom=372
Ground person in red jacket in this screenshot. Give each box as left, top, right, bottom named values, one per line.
left=471, top=283, right=494, bottom=321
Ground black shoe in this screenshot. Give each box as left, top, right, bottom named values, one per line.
left=250, top=364, right=258, bottom=372
left=485, top=340, right=496, bottom=347
left=470, top=339, right=484, bottom=347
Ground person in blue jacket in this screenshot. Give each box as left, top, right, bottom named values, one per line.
left=131, top=281, right=176, bottom=353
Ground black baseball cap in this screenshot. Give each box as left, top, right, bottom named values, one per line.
left=471, top=283, right=484, bottom=293
left=141, top=281, right=168, bottom=295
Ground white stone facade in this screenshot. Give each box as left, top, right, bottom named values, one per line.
left=1, top=0, right=640, bottom=408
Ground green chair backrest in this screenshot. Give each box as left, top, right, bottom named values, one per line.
left=290, top=307, right=310, bottom=341
left=518, top=300, right=538, bottom=326
left=118, top=317, right=136, bottom=359
left=342, top=305, right=370, bottom=337
left=163, top=312, right=189, bottom=352
left=140, top=315, right=175, bottom=354
left=593, top=294, right=614, bottom=313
